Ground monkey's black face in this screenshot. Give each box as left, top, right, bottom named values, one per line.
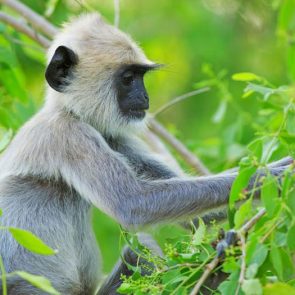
left=116, top=64, right=155, bottom=120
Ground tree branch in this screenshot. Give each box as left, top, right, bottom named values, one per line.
left=189, top=208, right=267, bottom=295
left=0, top=12, right=50, bottom=47
left=113, top=0, right=120, bottom=28
left=152, top=87, right=210, bottom=117
left=143, top=130, right=184, bottom=175
left=0, top=0, right=58, bottom=38
left=148, top=117, right=211, bottom=175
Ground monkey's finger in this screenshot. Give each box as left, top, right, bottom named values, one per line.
left=267, top=156, right=294, bottom=168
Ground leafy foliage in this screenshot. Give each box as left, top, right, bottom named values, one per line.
left=117, top=73, right=295, bottom=294
left=0, top=1, right=295, bottom=295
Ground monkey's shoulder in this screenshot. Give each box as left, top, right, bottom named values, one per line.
left=0, top=110, right=106, bottom=177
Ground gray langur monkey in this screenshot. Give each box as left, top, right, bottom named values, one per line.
left=0, top=13, right=291, bottom=295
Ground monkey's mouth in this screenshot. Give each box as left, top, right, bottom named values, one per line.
left=125, top=109, right=146, bottom=119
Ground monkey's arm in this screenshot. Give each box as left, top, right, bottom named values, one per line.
left=106, top=136, right=179, bottom=179
left=59, top=124, right=284, bottom=228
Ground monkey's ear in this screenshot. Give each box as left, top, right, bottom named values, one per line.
left=45, top=46, right=78, bottom=92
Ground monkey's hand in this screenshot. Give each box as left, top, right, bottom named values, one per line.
left=215, top=229, right=238, bottom=258
left=220, top=156, right=293, bottom=175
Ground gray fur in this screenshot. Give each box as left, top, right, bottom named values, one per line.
left=0, top=13, right=290, bottom=294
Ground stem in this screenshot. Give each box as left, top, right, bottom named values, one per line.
left=189, top=208, right=267, bottom=294
left=0, top=0, right=58, bottom=38
left=189, top=257, right=220, bottom=295
left=114, top=0, right=120, bottom=28
left=0, top=255, right=7, bottom=295
left=148, top=118, right=211, bottom=175
left=0, top=12, right=50, bottom=47
left=152, top=88, right=210, bottom=117
left=143, top=130, right=184, bottom=174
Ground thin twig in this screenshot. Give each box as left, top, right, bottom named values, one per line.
left=0, top=255, right=7, bottom=295
left=143, top=130, right=184, bottom=175
left=236, top=233, right=246, bottom=295
left=189, top=257, right=220, bottom=295
left=152, top=87, right=210, bottom=117
left=114, top=0, right=120, bottom=28
left=239, top=208, right=266, bottom=233
left=4, top=33, right=45, bottom=52
left=0, top=0, right=58, bottom=38
left=189, top=208, right=267, bottom=295
left=0, top=12, right=50, bottom=47
left=148, top=117, right=211, bottom=175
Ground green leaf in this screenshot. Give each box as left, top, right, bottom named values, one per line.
left=246, top=263, right=259, bottom=279
left=234, top=198, right=252, bottom=228
left=287, top=224, right=295, bottom=250
left=263, top=283, right=295, bottom=295
left=218, top=271, right=243, bottom=295
left=270, top=242, right=283, bottom=279
left=229, top=162, right=256, bottom=209
left=192, top=218, right=206, bottom=246
left=261, top=174, right=279, bottom=218
left=222, top=256, right=239, bottom=273
left=248, top=243, right=268, bottom=267
left=16, top=271, right=60, bottom=295
left=117, top=282, right=132, bottom=294
left=242, top=279, right=262, bottom=295
left=8, top=227, right=56, bottom=255
left=248, top=139, right=263, bottom=161
left=286, top=189, right=295, bottom=214
left=269, top=244, right=293, bottom=280
left=162, top=269, right=181, bottom=284
left=286, top=111, right=295, bottom=135
left=232, top=72, right=261, bottom=82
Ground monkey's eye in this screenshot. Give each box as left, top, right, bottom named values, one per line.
left=121, top=71, right=134, bottom=86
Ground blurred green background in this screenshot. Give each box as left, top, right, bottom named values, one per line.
left=0, top=0, right=294, bottom=273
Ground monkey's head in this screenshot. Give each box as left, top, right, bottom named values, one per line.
left=45, top=13, right=159, bottom=136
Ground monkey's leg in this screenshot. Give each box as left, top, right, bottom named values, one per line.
left=97, top=233, right=162, bottom=295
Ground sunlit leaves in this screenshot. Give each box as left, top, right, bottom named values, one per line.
left=261, top=175, right=279, bottom=218
left=270, top=243, right=294, bottom=281
left=229, top=157, right=256, bottom=210
left=192, top=218, right=206, bottom=246
left=16, top=272, right=60, bottom=295
left=242, top=279, right=263, bottom=295
left=234, top=198, right=252, bottom=228
left=247, top=243, right=268, bottom=267
left=263, top=283, right=295, bottom=295
left=286, top=111, right=295, bottom=135
left=232, top=72, right=262, bottom=82
left=287, top=225, right=295, bottom=250
left=7, top=227, right=57, bottom=255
